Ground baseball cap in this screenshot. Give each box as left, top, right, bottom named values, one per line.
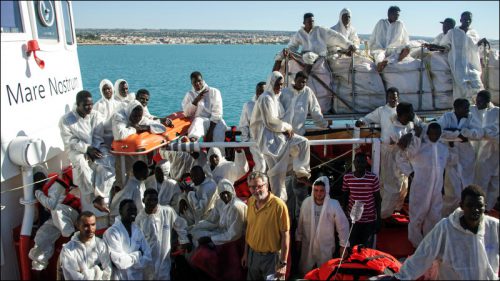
left=440, top=18, right=456, bottom=27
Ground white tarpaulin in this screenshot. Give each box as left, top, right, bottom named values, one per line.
left=328, top=55, right=386, bottom=114
left=483, top=48, right=499, bottom=105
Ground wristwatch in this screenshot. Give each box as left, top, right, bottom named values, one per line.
left=279, top=260, right=287, bottom=267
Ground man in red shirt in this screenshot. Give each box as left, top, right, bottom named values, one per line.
left=342, top=152, right=382, bottom=248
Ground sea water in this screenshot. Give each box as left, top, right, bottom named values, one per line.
left=78, top=44, right=285, bottom=125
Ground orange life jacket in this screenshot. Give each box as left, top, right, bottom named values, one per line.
left=304, top=245, right=402, bottom=280
left=41, top=168, right=81, bottom=212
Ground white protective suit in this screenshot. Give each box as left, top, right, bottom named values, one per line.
left=438, top=111, right=483, bottom=216
left=159, top=149, right=209, bottom=182
left=280, top=85, right=328, bottom=136
left=190, top=179, right=247, bottom=247
left=109, top=176, right=156, bottom=224
left=330, top=8, right=361, bottom=50
left=207, top=147, right=249, bottom=184
left=368, top=18, right=410, bottom=64
left=112, top=100, right=166, bottom=141
left=93, top=79, right=119, bottom=147
left=156, top=159, right=182, bottom=210
left=296, top=176, right=350, bottom=275
left=29, top=165, right=79, bottom=270
left=136, top=205, right=190, bottom=280
left=250, top=72, right=311, bottom=202
left=238, top=99, right=266, bottom=173
left=103, top=217, right=152, bottom=280
left=432, top=33, right=446, bottom=46
left=60, top=231, right=112, bottom=280
left=187, top=177, right=218, bottom=223
left=441, top=27, right=484, bottom=100
left=113, top=79, right=136, bottom=107
left=396, top=125, right=458, bottom=248
left=471, top=103, right=499, bottom=210
left=380, top=115, right=421, bottom=218
left=59, top=106, right=114, bottom=209
left=395, top=208, right=499, bottom=280
left=182, top=81, right=228, bottom=142
left=287, top=25, right=352, bottom=57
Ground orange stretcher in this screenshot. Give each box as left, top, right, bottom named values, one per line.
left=163, top=111, right=192, bottom=141
left=111, top=131, right=167, bottom=155
left=111, top=111, right=192, bottom=155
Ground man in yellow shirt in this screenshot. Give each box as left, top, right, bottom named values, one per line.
left=241, top=172, right=290, bottom=280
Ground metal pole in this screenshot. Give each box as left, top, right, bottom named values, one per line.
left=418, top=45, right=424, bottom=110
left=371, top=138, right=381, bottom=176
left=120, top=155, right=126, bottom=186
left=352, top=126, right=360, bottom=172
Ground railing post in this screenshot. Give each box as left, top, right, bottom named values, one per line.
left=371, top=138, right=381, bottom=176
left=352, top=126, right=360, bottom=172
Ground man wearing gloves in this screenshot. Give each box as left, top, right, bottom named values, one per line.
left=296, top=176, right=350, bottom=276
left=394, top=185, right=499, bottom=280
left=250, top=71, right=311, bottom=202
left=182, top=71, right=227, bottom=143
left=103, top=199, right=152, bottom=280
left=136, top=189, right=192, bottom=280
left=439, top=98, right=483, bottom=216
left=29, top=165, right=79, bottom=271
left=191, top=179, right=248, bottom=247
left=60, top=211, right=112, bottom=280
left=238, top=81, right=267, bottom=172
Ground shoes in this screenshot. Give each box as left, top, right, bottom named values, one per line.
left=32, top=260, right=47, bottom=271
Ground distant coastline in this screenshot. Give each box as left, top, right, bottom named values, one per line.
left=76, top=28, right=499, bottom=49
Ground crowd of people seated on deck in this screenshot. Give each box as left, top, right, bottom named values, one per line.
left=28, top=6, right=498, bottom=281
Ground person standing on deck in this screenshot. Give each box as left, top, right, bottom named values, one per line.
left=330, top=8, right=361, bottom=54
left=273, top=13, right=356, bottom=113
left=438, top=98, right=483, bottom=217
left=182, top=71, right=228, bottom=143
left=238, top=81, right=267, bottom=173
left=342, top=152, right=382, bottom=248
left=470, top=90, right=499, bottom=212
left=393, top=185, right=499, bottom=280
left=249, top=71, right=311, bottom=202
left=280, top=70, right=329, bottom=221
left=379, top=102, right=421, bottom=219
left=60, top=211, right=112, bottom=280
left=296, top=176, right=350, bottom=276
left=114, top=79, right=135, bottom=108
left=423, top=18, right=456, bottom=51
left=241, top=172, right=290, bottom=280
left=396, top=122, right=458, bottom=248
left=440, top=11, right=490, bottom=101
left=136, top=188, right=192, bottom=280
left=109, top=161, right=155, bottom=224
left=59, top=90, right=115, bottom=211
left=355, top=88, right=398, bottom=216
left=103, top=199, right=152, bottom=280
left=369, top=6, right=410, bottom=71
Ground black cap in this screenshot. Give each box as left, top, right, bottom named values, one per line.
left=440, top=18, right=456, bottom=27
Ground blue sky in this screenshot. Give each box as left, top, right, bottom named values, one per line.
left=72, top=1, right=499, bottom=39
